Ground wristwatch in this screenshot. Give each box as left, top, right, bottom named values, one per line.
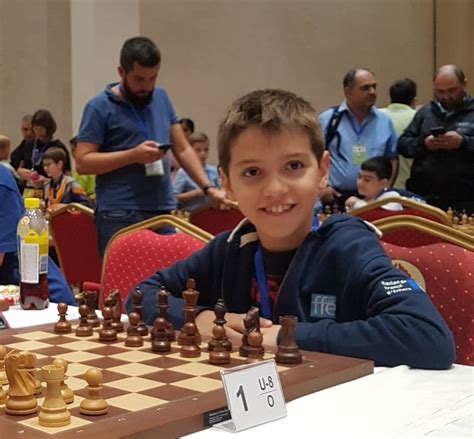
left=202, top=184, right=217, bottom=195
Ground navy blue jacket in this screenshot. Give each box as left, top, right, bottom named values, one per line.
left=129, top=215, right=455, bottom=369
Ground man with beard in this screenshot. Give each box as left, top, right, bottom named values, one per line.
left=398, top=65, right=474, bottom=214
left=319, top=68, right=398, bottom=210
left=75, top=37, right=226, bottom=257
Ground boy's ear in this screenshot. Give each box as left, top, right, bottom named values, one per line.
left=219, top=168, right=236, bottom=201
left=317, top=151, right=330, bottom=190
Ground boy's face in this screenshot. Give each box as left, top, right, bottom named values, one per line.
left=192, top=141, right=209, bottom=166
left=43, top=159, right=63, bottom=180
left=221, top=127, right=328, bottom=252
left=357, top=170, right=388, bottom=200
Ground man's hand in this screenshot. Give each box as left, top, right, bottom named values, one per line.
left=320, top=186, right=341, bottom=204
left=32, top=175, right=50, bottom=188
left=206, top=186, right=231, bottom=206
left=425, top=132, right=463, bottom=151
left=133, top=141, right=166, bottom=164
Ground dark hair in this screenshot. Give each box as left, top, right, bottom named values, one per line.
left=69, top=136, right=78, bottom=147
left=180, top=118, right=195, bottom=133
left=389, top=78, right=417, bottom=105
left=434, top=65, right=465, bottom=83
left=343, top=68, right=374, bottom=88
left=361, top=156, right=392, bottom=180
left=120, top=36, right=161, bottom=73
left=43, top=147, right=67, bottom=165
left=32, top=109, right=57, bottom=137
left=218, top=89, right=324, bottom=175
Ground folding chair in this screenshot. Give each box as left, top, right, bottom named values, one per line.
left=49, top=203, right=102, bottom=288
left=351, top=196, right=450, bottom=225
left=98, top=214, right=213, bottom=310
left=189, top=202, right=245, bottom=235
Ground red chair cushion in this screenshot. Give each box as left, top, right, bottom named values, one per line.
left=190, top=207, right=244, bottom=235
left=382, top=241, right=474, bottom=365
left=101, top=230, right=206, bottom=309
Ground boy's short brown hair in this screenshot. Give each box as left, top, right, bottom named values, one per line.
left=188, top=132, right=209, bottom=146
left=0, top=134, right=11, bottom=150
left=217, top=89, right=324, bottom=175
left=43, top=147, right=67, bottom=165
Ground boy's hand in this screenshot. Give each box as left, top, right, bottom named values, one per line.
left=261, top=324, right=282, bottom=349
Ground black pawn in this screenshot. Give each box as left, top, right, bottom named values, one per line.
left=99, top=307, right=117, bottom=342
left=76, top=304, right=93, bottom=337
left=208, top=299, right=232, bottom=352
left=209, top=325, right=230, bottom=365
left=246, top=330, right=264, bottom=364
left=54, top=303, right=72, bottom=334
left=125, top=312, right=144, bottom=347
left=151, top=317, right=171, bottom=352
left=180, top=322, right=200, bottom=358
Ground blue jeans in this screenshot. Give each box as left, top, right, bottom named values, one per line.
left=95, top=209, right=175, bottom=259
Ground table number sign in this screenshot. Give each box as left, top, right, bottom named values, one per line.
left=217, top=359, right=287, bottom=432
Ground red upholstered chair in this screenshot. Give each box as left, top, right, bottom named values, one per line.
left=49, top=203, right=102, bottom=288
left=351, top=196, right=451, bottom=225
left=99, top=214, right=213, bottom=310
left=381, top=240, right=474, bottom=365
left=189, top=202, right=245, bottom=235
left=373, top=215, right=474, bottom=248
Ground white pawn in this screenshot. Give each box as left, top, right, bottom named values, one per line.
left=80, top=368, right=108, bottom=415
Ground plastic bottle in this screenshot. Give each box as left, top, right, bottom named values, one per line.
left=17, top=197, right=50, bottom=309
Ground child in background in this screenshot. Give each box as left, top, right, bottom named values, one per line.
left=173, top=132, right=220, bottom=212
left=129, top=89, right=454, bottom=369
left=0, top=135, right=22, bottom=190
left=345, top=156, right=403, bottom=212
left=69, top=136, right=96, bottom=205
left=42, top=147, right=90, bottom=211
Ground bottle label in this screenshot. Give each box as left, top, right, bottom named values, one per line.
left=22, top=229, right=49, bottom=279
left=20, top=243, right=39, bottom=283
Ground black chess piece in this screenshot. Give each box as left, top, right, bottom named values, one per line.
left=275, top=315, right=302, bottom=364
left=246, top=330, right=264, bottom=364
left=180, top=322, right=200, bottom=358
left=151, top=317, right=171, bottom=352
left=208, top=299, right=232, bottom=352
left=84, top=290, right=100, bottom=328
left=177, top=279, right=201, bottom=345
left=75, top=304, right=93, bottom=337
left=158, top=286, right=175, bottom=341
left=99, top=307, right=117, bottom=342
left=209, top=325, right=231, bottom=365
left=125, top=312, right=144, bottom=347
left=105, top=290, right=124, bottom=332
left=132, top=288, right=149, bottom=337
left=54, top=303, right=72, bottom=334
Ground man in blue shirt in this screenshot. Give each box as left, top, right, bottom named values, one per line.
left=76, top=37, right=226, bottom=257
left=0, top=166, right=75, bottom=305
left=320, top=68, right=398, bottom=210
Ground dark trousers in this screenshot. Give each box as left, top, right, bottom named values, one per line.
left=95, top=209, right=174, bottom=259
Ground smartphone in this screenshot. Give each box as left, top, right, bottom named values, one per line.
left=158, top=142, right=173, bottom=152
left=430, top=126, right=446, bottom=137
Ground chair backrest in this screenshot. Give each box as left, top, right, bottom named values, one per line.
left=381, top=240, right=474, bottom=365
left=351, top=196, right=450, bottom=225
left=101, top=214, right=212, bottom=309
left=49, top=203, right=101, bottom=286
left=374, top=215, right=474, bottom=250
left=189, top=203, right=245, bottom=235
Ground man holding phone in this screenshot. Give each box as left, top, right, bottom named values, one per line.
left=398, top=65, right=474, bottom=214
left=75, top=37, right=227, bottom=257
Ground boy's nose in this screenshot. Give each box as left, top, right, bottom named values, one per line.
left=263, top=177, right=289, bottom=197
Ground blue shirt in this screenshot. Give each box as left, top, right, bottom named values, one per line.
left=173, top=164, right=220, bottom=212
left=77, top=83, right=180, bottom=212
left=320, top=101, right=398, bottom=191
left=0, top=166, right=75, bottom=304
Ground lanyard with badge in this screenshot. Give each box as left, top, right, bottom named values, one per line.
left=120, top=85, right=164, bottom=176
left=347, top=116, right=368, bottom=166
left=254, top=216, right=320, bottom=320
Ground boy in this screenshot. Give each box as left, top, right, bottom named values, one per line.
left=173, top=132, right=220, bottom=212
left=42, top=147, right=90, bottom=210
left=0, top=135, right=22, bottom=190
left=128, top=89, right=455, bottom=369
left=345, top=156, right=402, bottom=212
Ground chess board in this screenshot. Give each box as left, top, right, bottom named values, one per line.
left=0, top=322, right=373, bottom=438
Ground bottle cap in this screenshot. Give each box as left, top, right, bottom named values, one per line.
left=24, top=198, right=40, bottom=209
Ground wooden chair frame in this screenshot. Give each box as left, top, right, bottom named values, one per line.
left=374, top=215, right=474, bottom=251
left=351, top=196, right=451, bottom=226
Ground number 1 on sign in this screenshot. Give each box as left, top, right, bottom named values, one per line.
left=236, top=385, right=248, bottom=411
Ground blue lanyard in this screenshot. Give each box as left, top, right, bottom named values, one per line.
left=254, top=216, right=320, bottom=319
left=119, top=85, right=150, bottom=140
left=347, top=113, right=369, bottom=140
left=32, top=140, right=47, bottom=167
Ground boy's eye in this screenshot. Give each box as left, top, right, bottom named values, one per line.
left=243, top=167, right=260, bottom=177
left=286, top=161, right=304, bottom=170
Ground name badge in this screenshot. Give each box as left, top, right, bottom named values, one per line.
left=352, top=144, right=367, bottom=165
left=217, top=359, right=286, bottom=432
left=145, top=159, right=164, bottom=176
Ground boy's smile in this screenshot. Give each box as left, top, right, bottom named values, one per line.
left=222, top=127, right=328, bottom=251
